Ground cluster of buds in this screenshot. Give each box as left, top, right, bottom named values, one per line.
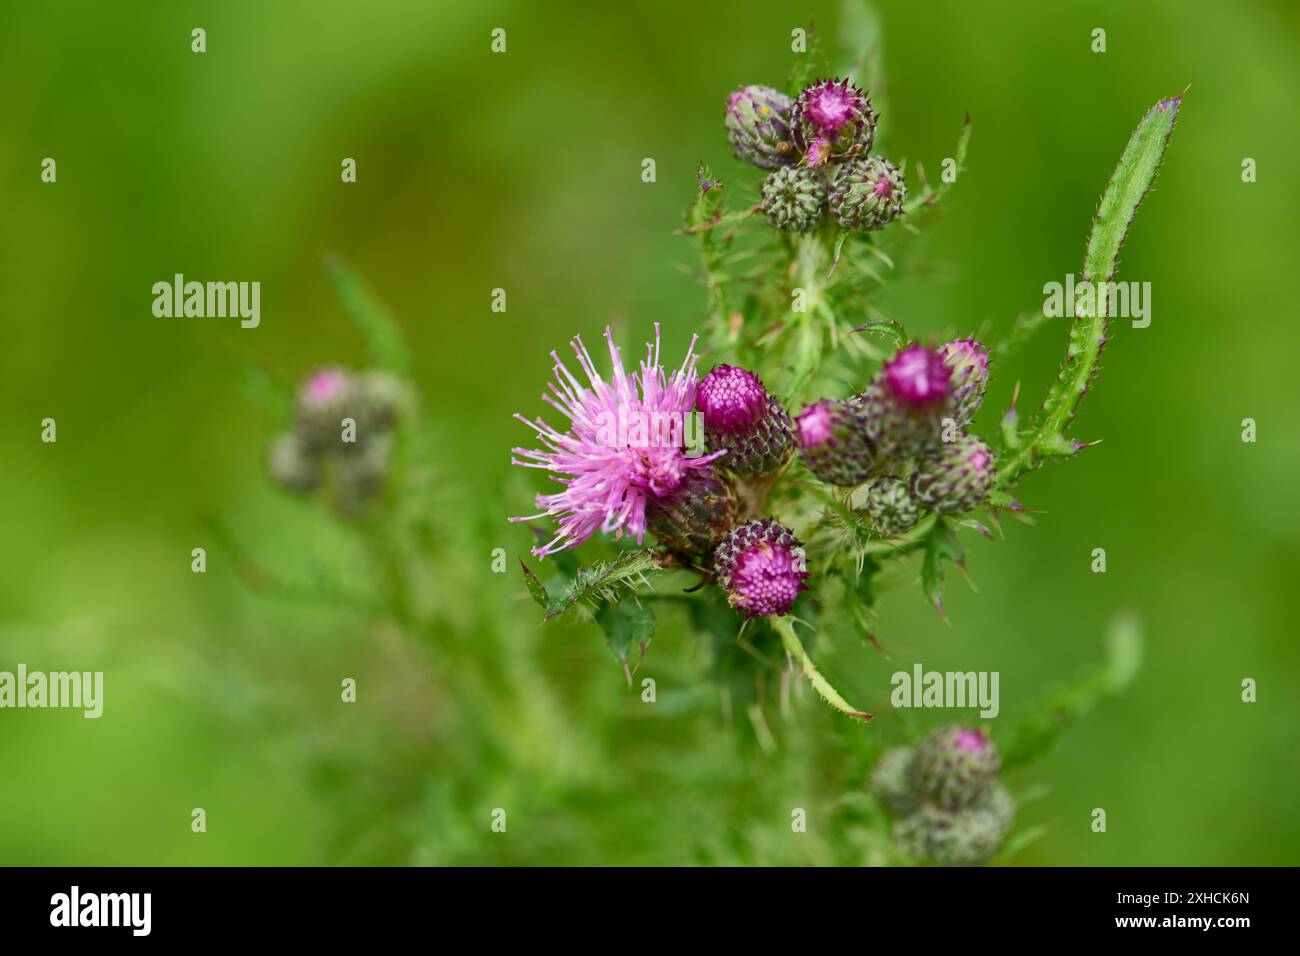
left=726, top=77, right=905, bottom=234
left=870, top=725, right=1015, bottom=866
left=269, top=367, right=406, bottom=515
left=791, top=340, right=994, bottom=533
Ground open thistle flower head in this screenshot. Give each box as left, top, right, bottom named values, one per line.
left=696, top=364, right=794, bottom=476
left=937, top=337, right=990, bottom=427
left=713, top=519, right=809, bottom=618
left=511, top=325, right=723, bottom=558
left=792, top=77, right=877, bottom=167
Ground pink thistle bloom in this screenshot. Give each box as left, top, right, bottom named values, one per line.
left=511, top=325, right=724, bottom=558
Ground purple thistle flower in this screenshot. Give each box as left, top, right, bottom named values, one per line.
left=911, top=725, right=1002, bottom=810
left=713, top=519, right=809, bottom=618
left=937, top=337, right=990, bottom=427
left=511, top=325, right=724, bottom=558
left=886, top=345, right=951, bottom=405
left=696, top=365, right=794, bottom=476
left=791, top=78, right=877, bottom=167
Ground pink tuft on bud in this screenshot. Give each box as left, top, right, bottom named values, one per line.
left=954, top=729, right=987, bottom=751
left=884, top=346, right=951, bottom=406
left=302, top=369, right=348, bottom=405
left=795, top=402, right=835, bottom=448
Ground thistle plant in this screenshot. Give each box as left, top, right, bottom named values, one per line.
left=512, top=23, right=1181, bottom=744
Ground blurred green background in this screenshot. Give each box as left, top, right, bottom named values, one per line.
left=1, top=0, right=1297, bottom=865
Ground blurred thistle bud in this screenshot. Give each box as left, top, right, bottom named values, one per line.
left=911, top=435, right=995, bottom=514
left=911, top=725, right=1001, bottom=810
left=760, top=166, right=827, bottom=233
left=296, top=367, right=362, bottom=452
left=863, top=476, right=921, bottom=535
left=791, top=78, right=877, bottom=167
left=358, top=370, right=410, bottom=432
left=795, top=399, right=877, bottom=487
left=829, top=157, right=906, bottom=231
left=893, top=797, right=1013, bottom=867
left=267, top=432, right=320, bottom=493
left=696, top=364, right=794, bottom=477
left=870, top=746, right=920, bottom=815
left=858, top=345, right=953, bottom=458
left=334, top=431, right=394, bottom=516
left=712, top=518, right=809, bottom=618
left=937, top=338, right=990, bottom=427
left=724, top=85, right=797, bottom=170
left=646, top=465, right=738, bottom=563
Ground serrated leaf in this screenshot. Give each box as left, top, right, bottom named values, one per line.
left=772, top=617, right=872, bottom=720
left=1001, top=613, right=1146, bottom=770
left=596, top=599, right=655, bottom=681
left=324, top=255, right=411, bottom=376
left=544, top=549, right=659, bottom=621
left=920, top=518, right=964, bottom=617
left=519, top=559, right=550, bottom=611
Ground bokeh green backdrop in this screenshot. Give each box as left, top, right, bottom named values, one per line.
left=1, top=0, right=1297, bottom=865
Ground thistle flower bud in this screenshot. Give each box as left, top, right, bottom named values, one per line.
left=296, top=367, right=363, bottom=452
left=894, top=799, right=1011, bottom=867
left=646, top=465, right=738, bottom=562
left=911, top=435, right=995, bottom=515
left=791, top=78, right=877, bottom=167
left=937, top=338, right=990, bottom=427
left=795, top=399, right=876, bottom=487
left=829, top=157, right=906, bottom=231
left=268, top=432, right=320, bottom=492
left=696, top=365, right=795, bottom=476
left=760, top=166, right=827, bottom=232
left=870, top=747, right=920, bottom=815
left=863, top=476, right=921, bottom=535
left=358, top=370, right=409, bottom=431
left=712, top=519, right=809, bottom=618
left=335, top=431, right=394, bottom=515
left=858, top=345, right=953, bottom=458
left=724, top=85, right=796, bottom=170
left=911, top=725, right=1001, bottom=810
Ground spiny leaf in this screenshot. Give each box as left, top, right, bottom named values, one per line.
left=543, top=549, right=660, bottom=621
left=324, top=255, right=411, bottom=376
left=519, top=559, right=550, bottom=611
left=772, top=617, right=872, bottom=721
left=596, top=599, right=655, bottom=683
left=1000, top=613, right=1145, bottom=771
left=995, top=93, right=1182, bottom=491
left=920, top=518, right=964, bottom=618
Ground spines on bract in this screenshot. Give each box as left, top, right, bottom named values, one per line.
left=791, top=77, right=877, bottom=167
left=829, top=157, right=907, bottom=231
left=645, top=464, right=738, bottom=564
left=712, top=519, right=809, bottom=618
left=937, top=338, right=990, bottom=428
left=696, top=365, right=794, bottom=477
left=724, top=85, right=796, bottom=170
left=911, top=435, right=995, bottom=514
left=863, top=476, right=921, bottom=535
left=795, top=399, right=877, bottom=487
left=760, top=166, right=827, bottom=232
left=858, top=345, right=954, bottom=459
left=870, top=746, right=920, bottom=815
left=910, top=725, right=1001, bottom=810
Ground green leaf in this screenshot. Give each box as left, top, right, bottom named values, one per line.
left=1001, top=613, right=1145, bottom=771
left=544, top=549, right=660, bottom=621
left=920, top=518, right=964, bottom=617
left=519, top=559, right=550, bottom=611
left=596, top=599, right=655, bottom=681
left=996, top=94, right=1182, bottom=492
left=771, top=617, right=872, bottom=721
left=786, top=21, right=827, bottom=97
left=324, top=255, right=411, bottom=376
left=1084, top=95, right=1183, bottom=284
